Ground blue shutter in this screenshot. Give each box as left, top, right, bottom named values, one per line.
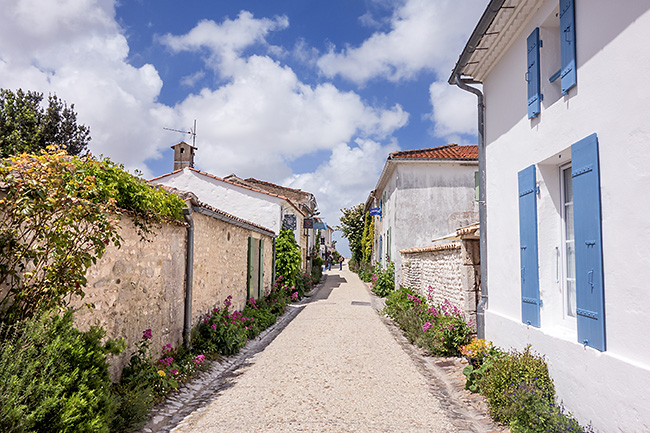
left=518, top=165, right=541, bottom=327
left=572, top=133, right=605, bottom=351
left=527, top=28, right=542, bottom=119
left=560, top=0, right=577, bottom=94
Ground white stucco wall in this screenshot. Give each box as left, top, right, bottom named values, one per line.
left=376, top=161, right=478, bottom=284
left=481, top=1, right=650, bottom=431
left=152, top=169, right=283, bottom=234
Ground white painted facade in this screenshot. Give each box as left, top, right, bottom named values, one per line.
left=151, top=168, right=304, bottom=240
left=454, top=1, right=650, bottom=431
left=370, top=159, right=478, bottom=285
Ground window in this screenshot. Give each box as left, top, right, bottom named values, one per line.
left=560, top=163, right=576, bottom=321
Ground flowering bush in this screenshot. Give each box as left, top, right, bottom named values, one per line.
left=460, top=338, right=493, bottom=361
left=383, top=287, right=471, bottom=356
left=371, top=262, right=395, bottom=297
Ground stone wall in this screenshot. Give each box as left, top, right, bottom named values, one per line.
left=72, top=209, right=274, bottom=379
left=72, top=214, right=187, bottom=379
left=400, top=239, right=480, bottom=328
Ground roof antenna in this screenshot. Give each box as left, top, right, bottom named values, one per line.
left=164, top=119, right=197, bottom=147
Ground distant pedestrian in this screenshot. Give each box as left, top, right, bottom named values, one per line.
left=339, top=255, right=344, bottom=270
left=326, top=254, right=332, bottom=271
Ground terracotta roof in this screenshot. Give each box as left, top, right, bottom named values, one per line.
left=389, top=144, right=478, bottom=161
left=150, top=168, right=305, bottom=217
left=156, top=185, right=275, bottom=236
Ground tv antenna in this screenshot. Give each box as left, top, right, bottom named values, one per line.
left=164, top=119, right=197, bottom=147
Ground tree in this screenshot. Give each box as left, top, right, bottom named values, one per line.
left=0, top=88, right=90, bottom=157
left=337, top=204, right=364, bottom=265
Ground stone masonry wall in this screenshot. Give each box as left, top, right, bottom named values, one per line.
left=72, top=214, right=187, bottom=379
left=191, top=210, right=274, bottom=320
left=72, top=211, right=274, bottom=379
left=401, top=239, right=480, bottom=328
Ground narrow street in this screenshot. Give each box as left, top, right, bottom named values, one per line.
left=157, top=265, right=504, bottom=433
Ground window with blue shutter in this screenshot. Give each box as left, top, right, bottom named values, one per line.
left=571, top=133, right=605, bottom=351
left=527, top=28, right=542, bottom=119
left=560, top=0, right=577, bottom=94
left=518, top=165, right=541, bottom=327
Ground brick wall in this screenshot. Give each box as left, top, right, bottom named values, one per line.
left=400, top=239, right=480, bottom=328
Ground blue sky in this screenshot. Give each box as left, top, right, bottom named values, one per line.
left=0, top=0, right=487, bottom=256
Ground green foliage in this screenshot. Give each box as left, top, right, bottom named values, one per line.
left=0, top=309, right=122, bottom=433
left=361, top=211, right=374, bottom=265
left=0, top=88, right=91, bottom=157
left=462, top=345, right=503, bottom=393
left=275, top=228, right=302, bottom=288
left=0, top=148, right=186, bottom=323
left=371, top=262, right=395, bottom=297
left=478, top=345, right=555, bottom=424
left=191, top=301, right=248, bottom=357
left=506, top=385, right=589, bottom=433
left=337, top=204, right=364, bottom=264
left=69, top=155, right=186, bottom=238
left=383, top=287, right=471, bottom=356
left=0, top=148, right=122, bottom=322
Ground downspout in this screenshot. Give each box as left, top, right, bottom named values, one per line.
left=182, top=207, right=194, bottom=349
left=453, top=73, right=487, bottom=339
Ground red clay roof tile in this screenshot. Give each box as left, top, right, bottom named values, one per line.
left=389, top=144, right=478, bottom=161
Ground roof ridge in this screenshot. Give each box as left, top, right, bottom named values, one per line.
left=389, top=143, right=459, bottom=158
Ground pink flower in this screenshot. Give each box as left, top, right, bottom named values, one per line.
left=211, top=324, right=217, bottom=330
left=142, top=329, right=152, bottom=340
left=170, top=368, right=178, bottom=375
left=422, top=322, right=433, bottom=332
left=194, top=354, right=205, bottom=364
left=291, top=292, right=299, bottom=301
left=162, top=344, right=172, bottom=353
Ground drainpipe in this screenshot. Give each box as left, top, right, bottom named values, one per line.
left=453, top=73, right=487, bottom=339
left=182, top=207, right=194, bottom=349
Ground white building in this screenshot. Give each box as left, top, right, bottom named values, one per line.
left=366, top=144, right=479, bottom=284
left=450, top=0, right=650, bottom=431
left=150, top=167, right=305, bottom=253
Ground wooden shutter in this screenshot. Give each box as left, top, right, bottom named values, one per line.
left=247, top=237, right=255, bottom=299
left=572, top=133, right=605, bottom=351
left=560, top=0, right=577, bottom=94
left=527, top=28, right=542, bottom=119
left=518, top=165, right=541, bottom=327
left=258, top=239, right=264, bottom=299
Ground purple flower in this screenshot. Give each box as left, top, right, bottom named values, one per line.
left=170, top=368, right=178, bottom=375
left=142, top=329, right=153, bottom=340
left=162, top=344, right=172, bottom=353
left=211, top=323, right=217, bottom=330
left=194, top=354, right=205, bottom=364
left=224, top=296, right=232, bottom=308
left=422, top=322, right=433, bottom=332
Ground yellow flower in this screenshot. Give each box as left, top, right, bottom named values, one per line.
left=157, top=370, right=166, bottom=377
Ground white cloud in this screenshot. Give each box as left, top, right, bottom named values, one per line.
left=171, top=54, right=408, bottom=180
left=284, top=139, right=398, bottom=251
left=180, top=71, right=206, bottom=87
left=427, top=81, right=478, bottom=141
left=317, top=0, right=487, bottom=85
left=159, top=12, right=289, bottom=77
left=0, top=0, right=173, bottom=177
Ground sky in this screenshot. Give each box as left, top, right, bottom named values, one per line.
left=0, top=0, right=487, bottom=256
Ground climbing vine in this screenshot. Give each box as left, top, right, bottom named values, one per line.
left=275, top=228, right=302, bottom=288
left=0, top=147, right=186, bottom=322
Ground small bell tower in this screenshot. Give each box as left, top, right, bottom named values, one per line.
left=171, top=141, right=197, bottom=171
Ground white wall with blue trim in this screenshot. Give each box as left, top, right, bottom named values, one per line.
left=476, top=0, right=650, bottom=431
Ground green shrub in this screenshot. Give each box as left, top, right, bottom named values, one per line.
left=478, top=345, right=555, bottom=424
left=191, top=300, right=248, bottom=357
left=371, top=262, right=395, bottom=297
left=275, top=228, right=302, bottom=288
left=0, top=309, right=122, bottom=433
left=384, top=287, right=471, bottom=356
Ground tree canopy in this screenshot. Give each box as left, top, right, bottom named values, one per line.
left=0, top=88, right=91, bottom=157
left=337, top=203, right=365, bottom=264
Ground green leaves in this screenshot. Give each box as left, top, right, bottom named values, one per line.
left=0, top=89, right=90, bottom=157
left=0, top=148, right=186, bottom=323
left=337, top=204, right=364, bottom=264
left=275, top=228, right=302, bottom=288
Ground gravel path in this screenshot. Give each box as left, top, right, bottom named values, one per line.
left=171, top=266, right=458, bottom=433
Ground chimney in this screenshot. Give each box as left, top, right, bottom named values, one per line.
left=171, top=141, right=197, bottom=171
